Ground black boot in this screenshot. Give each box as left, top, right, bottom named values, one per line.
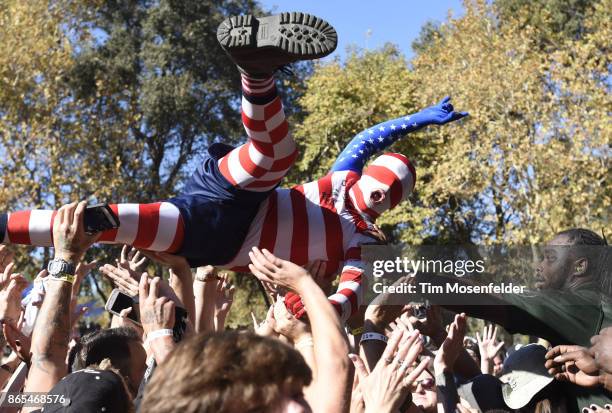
left=217, top=12, right=337, bottom=78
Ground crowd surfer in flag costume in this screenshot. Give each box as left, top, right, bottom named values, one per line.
left=0, top=12, right=468, bottom=322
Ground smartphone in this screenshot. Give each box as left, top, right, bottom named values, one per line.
left=84, top=204, right=120, bottom=235
left=105, top=289, right=140, bottom=325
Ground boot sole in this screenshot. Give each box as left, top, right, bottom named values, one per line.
left=217, top=12, right=338, bottom=59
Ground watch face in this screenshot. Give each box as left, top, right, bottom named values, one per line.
left=48, top=261, right=60, bottom=274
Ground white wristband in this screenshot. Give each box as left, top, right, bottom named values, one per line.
left=359, top=332, right=388, bottom=344
left=145, top=329, right=174, bottom=344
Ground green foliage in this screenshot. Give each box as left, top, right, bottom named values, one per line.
left=494, top=0, right=594, bottom=46
left=66, top=0, right=263, bottom=200
left=291, top=0, right=610, bottom=246
left=289, top=44, right=416, bottom=185
left=412, top=20, right=443, bottom=54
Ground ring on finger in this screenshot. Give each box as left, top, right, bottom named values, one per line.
left=384, top=357, right=393, bottom=365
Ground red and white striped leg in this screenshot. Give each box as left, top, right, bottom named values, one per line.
left=2, top=202, right=184, bottom=252
left=218, top=75, right=298, bottom=192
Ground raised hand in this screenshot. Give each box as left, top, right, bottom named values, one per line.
left=213, top=273, right=235, bottom=330
left=53, top=201, right=101, bottom=262
left=248, top=247, right=311, bottom=292
left=477, top=324, right=505, bottom=362
left=119, top=245, right=147, bottom=273
left=272, top=298, right=310, bottom=343
left=544, top=345, right=599, bottom=388
left=99, top=262, right=139, bottom=297
left=434, top=313, right=467, bottom=375
left=3, top=318, right=31, bottom=364
left=420, top=96, right=468, bottom=125
left=349, top=328, right=430, bottom=413
left=139, top=274, right=175, bottom=335
left=0, top=245, right=14, bottom=275
left=251, top=306, right=277, bottom=338
left=0, top=260, right=16, bottom=291
left=476, top=324, right=504, bottom=375
left=214, top=274, right=235, bottom=315
left=0, top=272, right=29, bottom=323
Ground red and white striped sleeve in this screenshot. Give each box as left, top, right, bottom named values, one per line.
left=284, top=233, right=373, bottom=323
left=326, top=230, right=374, bottom=322
left=328, top=257, right=365, bottom=323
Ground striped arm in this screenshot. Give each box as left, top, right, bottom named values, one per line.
left=218, top=75, right=298, bottom=192
left=2, top=202, right=184, bottom=253
left=285, top=259, right=364, bottom=324
left=330, top=111, right=428, bottom=173
left=327, top=260, right=364, bottom=323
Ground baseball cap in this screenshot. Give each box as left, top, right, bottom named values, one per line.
left=457, top=374, right=506, bottom=411
left=499, top=344, right=554, bottom=409
left=40, top=368, right=132, bottom=412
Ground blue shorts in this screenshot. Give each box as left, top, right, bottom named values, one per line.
left=166, top=143, right=273, bottom=267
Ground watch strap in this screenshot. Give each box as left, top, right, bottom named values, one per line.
left=49, top=272, right=76, bottom=284
left=47, top=258, right=76, bottom=284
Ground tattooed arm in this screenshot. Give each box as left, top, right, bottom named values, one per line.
left=23, top=201, right=99, bottom=409
left=139, top=274, right=177, bottom=364
left=22, top=280, right=73, bottom=395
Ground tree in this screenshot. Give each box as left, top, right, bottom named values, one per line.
left=289, top=45, right=416, bottom=184
left=291, top=0, right=609, bottom=246
left=0, top=0, right=268, bottom=325
left=494, top=0, right=594, bottom=46
left=407, top=0, right=609, bottom=244
left=66, top=0, right=262, bottom=201
left=412, top=20, right=443, bottom=54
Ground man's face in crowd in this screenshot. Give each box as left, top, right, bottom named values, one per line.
left=126, top=341, right=147, bottom=396
left=535, top=234, right=575, bottom=290
left=411, top=369, right=437, bottom=413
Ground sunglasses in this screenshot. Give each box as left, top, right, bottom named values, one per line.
left=413, top=377, right=436, bottom=390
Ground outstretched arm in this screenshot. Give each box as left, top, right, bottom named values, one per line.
left=284, top=233, right=377, bottom=324
left=331, top=96, right=468, bottom=173
left=249, top=247, right=350, bottom=413
left=23, top=202, right=99, bottom=409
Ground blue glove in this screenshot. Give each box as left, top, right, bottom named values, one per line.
left=330, top=96, right=468, bottom=173
left=411, top=96, right=469, bottom=126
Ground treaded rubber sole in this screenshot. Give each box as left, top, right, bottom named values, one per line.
left=217, top=12, right=338, bottom=59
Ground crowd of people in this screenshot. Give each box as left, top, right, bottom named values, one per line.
left=0, top=10, right=610, bottom=413
left=0, top=206, right=610, bottom=412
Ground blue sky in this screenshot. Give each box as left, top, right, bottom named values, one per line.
left=260, top=0, right=465, bottom=59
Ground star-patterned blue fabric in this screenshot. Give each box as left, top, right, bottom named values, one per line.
left=330, top=96, right=468, bottom=173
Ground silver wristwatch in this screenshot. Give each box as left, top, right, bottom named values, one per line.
left=47, top=258, right=76, bottom=277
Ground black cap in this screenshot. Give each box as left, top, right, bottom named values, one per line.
left=458, top=374, right=506, bottom=411
left=41, top=368, right=131, bottom=412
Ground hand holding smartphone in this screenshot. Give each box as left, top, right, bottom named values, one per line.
left=84, top=204, right=120, bottom=235
left=105, top=289, right=141, bottom=325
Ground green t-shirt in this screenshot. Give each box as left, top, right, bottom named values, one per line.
left=501, top=288, right=610, bottom=347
